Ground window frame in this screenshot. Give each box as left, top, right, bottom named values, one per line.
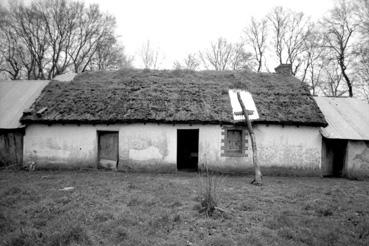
left=221, top=126, right=248, bottom=157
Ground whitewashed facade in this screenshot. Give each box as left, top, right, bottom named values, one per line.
left=23, top=123, right=322, bottom=174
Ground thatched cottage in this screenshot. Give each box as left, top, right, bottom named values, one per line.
left=20, top=67, right=328, bottom=174
left=315, top=97, right=369, bottom=178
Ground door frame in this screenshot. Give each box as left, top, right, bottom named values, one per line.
left=97, top=130, right=119, bottom=169
left=177, top=129, right=199, bottom=171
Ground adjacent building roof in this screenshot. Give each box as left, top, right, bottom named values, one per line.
left=315, top=97, right=369, bottom=140
left=0, top=80, right=49, bottom=129
left=20, top=69, right=327, bottom=126
left=53, top=72, right=77, bottom=82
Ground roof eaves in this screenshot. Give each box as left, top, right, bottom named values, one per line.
left=20, top=118, right=327, bottom=127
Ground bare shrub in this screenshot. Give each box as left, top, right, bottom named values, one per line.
left=197, top=165, right=223, bottom=217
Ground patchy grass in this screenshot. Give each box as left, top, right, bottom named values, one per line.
left=0, top=170, right=369, bottom=245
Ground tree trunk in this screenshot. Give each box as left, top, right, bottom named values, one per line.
left=237, top=92, right=262, bottom=185
left=339, top=57, right=353, bottom=97
left=342, top=69, right=353, bottom=97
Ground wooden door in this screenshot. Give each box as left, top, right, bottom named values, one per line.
left=98, top=131, right=119, bottom=169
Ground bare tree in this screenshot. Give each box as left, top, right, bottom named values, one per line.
left=300, top=30, right=327, bottom=94
left=200, top=37, right=233, bottom=71
left=320, top=59, right=348, bottom=97
left=183, top=54, right=200, bottom=70
left=230, top=42, right=253, bottom=71
left=36, top=0, right=79, bottom=78
left=355, top=0, right=369, bottom=38
left=0, top=6, right=23, bottom=79
left=353, top=0, right=369, bottom=101
left=140, top=40, right=160, bottom=69
left=356, top=71, right=369, bottom=102
left=91, top=35, right=133, bottom=70
left=322, top=0, right=357, bottom=97
left=267, top=6, right=312, bottom=76
left=0, top=0, right=130, bottom=80
left=68, top=4, right=116, bottom=73
left=173, top=53, right=199, bottom=70
left=172, top=61, right=182, bottom=70
left=245, top=17, right=268, bottom=72
left=200, top=37, right=252, bottom=71
left=11, top=2, right=50, bottom=79
left=353, top=44, right=369, bottom=102
left=267, top=6, right=288, bottom=65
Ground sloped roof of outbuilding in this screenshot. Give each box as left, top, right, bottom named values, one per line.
left=0, top=80, right=49, bottom=129
left=53, top=72, right=77, bottom=82
left=315, top=97, right=369, bottom=140
left=20, top=69, right=327, bottom=126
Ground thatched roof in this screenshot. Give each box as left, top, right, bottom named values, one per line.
left=20, top=69, right=327, bottom=126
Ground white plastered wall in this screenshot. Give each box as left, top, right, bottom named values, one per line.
left=23, top=123, right=322, bottom=172
left=23, top=124, right=98, bottom=168
left=346, top=140, right=369, bottom=177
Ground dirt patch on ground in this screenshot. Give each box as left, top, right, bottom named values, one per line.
left=1, top=170, right=368, bottom=245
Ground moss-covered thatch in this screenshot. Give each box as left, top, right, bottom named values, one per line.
left=20, top=69, right=327, bottom=126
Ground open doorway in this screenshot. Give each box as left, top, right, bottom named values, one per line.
left=177, top=129, right=199, bottom=171
left=323, top=138, right=347, bottom=177
left=97, top=131, right=119, bottom=169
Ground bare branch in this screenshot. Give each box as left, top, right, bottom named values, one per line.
left=200, top=37, right=252, bottom=71
left=267, top=6, right=312, bottom=76
left=0, top=0, right=129, bottom=79
left=173, top=53, right=199, bottom=70
left=140, top=40, right=160, bottom=69
left=244, top=17, right=268, bottom=72
left=321, top=0, right=357, bottom=97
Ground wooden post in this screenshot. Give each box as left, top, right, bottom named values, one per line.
left=237, top=91, right=262, bottom=185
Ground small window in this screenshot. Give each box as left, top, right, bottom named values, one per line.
left=226, top=129, right=243, bottom=153
left=221, top=127, right=247, bottom=157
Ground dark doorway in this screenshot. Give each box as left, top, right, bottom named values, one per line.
left=98, top=131, right=119, bottom=169
left=177, top=129, right=199, bottom=171
left=323, top=138, right=347, bottom=177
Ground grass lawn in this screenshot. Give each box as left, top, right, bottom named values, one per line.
left=1, top=170, right=369, bottom=246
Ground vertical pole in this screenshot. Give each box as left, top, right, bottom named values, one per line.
left=237, top=92, right=262, bottom=185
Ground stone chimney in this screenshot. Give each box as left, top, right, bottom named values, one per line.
left=275, top=64, right=292, bottom=76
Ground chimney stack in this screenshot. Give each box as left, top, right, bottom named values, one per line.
left=275, top=64, right=292, bottom=76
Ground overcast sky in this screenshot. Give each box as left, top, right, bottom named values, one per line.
left=3, top=0, right=336, bottom=69
left=85, top=0, right=335, bottom=68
